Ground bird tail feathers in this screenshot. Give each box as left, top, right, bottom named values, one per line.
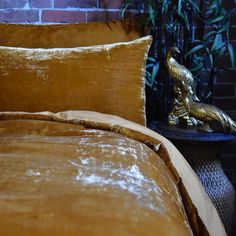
left=219, top=110, right=236, bottom=134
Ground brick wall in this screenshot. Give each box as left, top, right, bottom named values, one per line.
left=220, top=1, right=236, bottom=195
left=0, top=0, right=123, bottom=23
left=0, top=0, right=235, bottom=189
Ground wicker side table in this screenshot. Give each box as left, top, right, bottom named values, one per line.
left=148, top=122, right=236, bottom=235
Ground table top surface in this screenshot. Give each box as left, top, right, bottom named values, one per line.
left=148, top=121, right=236, bottom=142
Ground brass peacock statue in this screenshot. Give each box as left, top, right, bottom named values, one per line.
left=166, top=47, right=199, bottom=102
left=166, top=47, right=236, bottom=134
left=181, top=85, right=236, bottom=134
left=166, top=47, right=199, bottom=125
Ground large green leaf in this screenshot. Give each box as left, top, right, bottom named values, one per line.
left=148, top=2, right=156, bottom=25
left=120, top=0, right=134, bottom=19
left=190, top=63, right=204, bottom=72
left=209, top=54, right=214, bottom=67
left=120, top=4, right=129, bottom=19
left=180, top=11, right=190, bottom=30
left=208, top=14, right=224, bottom=24
left=203, top=31, right=216, bottom=40
left=217, top=23, right=230, bottom=33
left=120, top=0, right=234, bottom=100
left=151, top=62, right=159, bottom=87
left=147, top=56, right=156, bottom=63
left=211, top=33, right=223, bottom=52
left=228, top=44, right=235, bottom=68
left=161, top=0, right=169, bottom=14
left=185, top=45, right=205, bottom=57
left=218, top=46, right=226, bottom=57
left=188, top=0, right=200, bottom=13
left=178, top=0, right=182, bottom=16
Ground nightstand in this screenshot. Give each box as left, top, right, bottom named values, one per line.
left=148, top=121, right=236, bottom=235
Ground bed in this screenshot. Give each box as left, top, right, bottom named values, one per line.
left=0, top=20, right=226, bottom=235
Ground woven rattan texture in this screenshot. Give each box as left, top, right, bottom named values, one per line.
left=176, top=142, right=235, bottom=235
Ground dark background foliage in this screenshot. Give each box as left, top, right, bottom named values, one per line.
left=121, top=0, right=235, bottom=122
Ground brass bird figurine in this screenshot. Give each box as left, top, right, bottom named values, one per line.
left=182, top=85, right=236, bottom=133
left=166, top=47, right=199, bottom=101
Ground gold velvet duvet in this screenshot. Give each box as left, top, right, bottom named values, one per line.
left=0, top=111, right=226, bottom=236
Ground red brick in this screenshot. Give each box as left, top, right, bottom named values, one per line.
left=216, top=69, right=236, bottom=83
left=222, top=0, right=236, bottom=10
left=217, top=55, right=236, bottom=68
left=42, top=10, right=86, bottom=23
left=213, top=83, right=235, bottom=97
left=99, top=0, right=122, bottom=9
left=0, top=9, right=39, bottom=23
left=230, top=11, right=236, bottom=24
left=29, top=0, right=51, bottom=8
left=87, top=10, right=121, bottom=22
left=0, top=0, right=27, bottom=9
left=55, top=0, right=97, bottom=8
left=229, top=26, right=236, bottom=40
left=214, top=97, right=236, bottom=110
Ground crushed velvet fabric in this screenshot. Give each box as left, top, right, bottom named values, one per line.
left=0, top=36, right=152, bottom=126
left=0, top=20, right=143, bottom=48
left=0, top=111, right=226, bottom=236
left=0, top=120, right=192, bottom=236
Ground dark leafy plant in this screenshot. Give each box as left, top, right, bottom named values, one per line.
left=121, top=0, right=235, bottom=121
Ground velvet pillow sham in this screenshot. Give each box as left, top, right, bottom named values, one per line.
left=0, top=20, right=143, bottom=48
left=0, top=36, right=152, bottom=126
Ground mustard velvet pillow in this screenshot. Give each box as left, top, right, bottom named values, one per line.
left=0, top=20, right=143, bottom=48
left=0, top=36, right=152, bottom=126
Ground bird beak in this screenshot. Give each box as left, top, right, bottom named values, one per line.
left=175, top=48, right=180, bottom=54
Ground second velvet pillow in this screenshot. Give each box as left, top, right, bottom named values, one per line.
left=0, top=36, right=152, bottom=125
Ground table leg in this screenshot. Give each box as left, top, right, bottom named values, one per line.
left=173, top=141, right=235, bottom=235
